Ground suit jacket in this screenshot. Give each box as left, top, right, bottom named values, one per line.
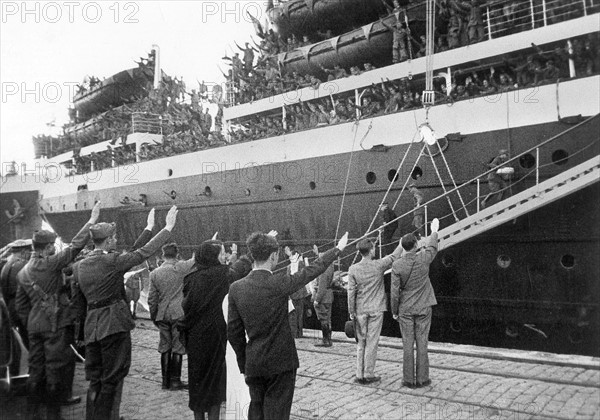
left=390, top=233, right=438, bottom=316
left=347, top=244, right=403, bottom=315
left=228, top=247, right=340, bottom=377
left=72, top=229, right=171, bottom=344
left=148, top=258, right=195, bottom=322
left=15, top=222, right=91, bottom=333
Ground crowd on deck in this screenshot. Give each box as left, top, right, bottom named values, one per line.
left=30, top=0, right=598, bottom=174
left=225, top=0, right=596, bottom=106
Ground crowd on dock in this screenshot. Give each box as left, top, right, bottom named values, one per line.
left=1, top=194, right=448, bottom=419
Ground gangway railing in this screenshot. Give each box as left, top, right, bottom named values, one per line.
left=437, top=155, right=600, bottom=251
left=372, top=114, right=600, bottom=254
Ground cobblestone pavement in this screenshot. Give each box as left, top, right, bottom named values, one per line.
left=2, top=321, right=599, bottom=420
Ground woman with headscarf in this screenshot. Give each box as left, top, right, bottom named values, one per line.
left=181, top=239, right=252, bottom=420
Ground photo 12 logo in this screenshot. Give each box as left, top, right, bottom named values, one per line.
left=1, top=1, right=140, bottom=24
left=200, top=1, right=263, bottom=24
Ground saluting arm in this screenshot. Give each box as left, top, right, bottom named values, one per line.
left=280, top=248, right=340, bottom=295
left=130, top=208, right=156, bottom=251
left=116, top=206, right=177, bottom=272
left=48, top=201, right=100, bottom=271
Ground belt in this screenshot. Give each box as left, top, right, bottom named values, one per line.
left=87, top=297, right=122, bottom=310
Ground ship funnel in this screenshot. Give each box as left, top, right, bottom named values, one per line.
left=152, top=44, right=161, bottom=89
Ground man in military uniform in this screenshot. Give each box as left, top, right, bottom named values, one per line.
left=481, top=149, right=510, bottom=209
left=409, top=184, right=426, bottom=238
left=15, top=202, right=101, bottom=420
left=72, top=206, right=179, bottom=420
left=378, top=202, right=399, bottom=256
left=0, top=239, right=32, bottom=347
left=311, top=245, right=335, bottom=347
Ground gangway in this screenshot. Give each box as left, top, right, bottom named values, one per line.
left=437, top=155, right=600, bottom=251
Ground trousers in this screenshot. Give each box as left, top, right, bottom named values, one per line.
left=398, top=306, right=432, bottom=384
left=354, top=311, right=384, bottom=379
left=245, top=369, right=296, bottom=420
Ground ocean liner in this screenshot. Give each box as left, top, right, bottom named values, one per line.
left=1, top=0, right=599, bottom=356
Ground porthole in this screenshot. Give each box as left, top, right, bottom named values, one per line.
left=244, top=188, right=251, bottom=196
left=273, top=185, right=282, bottom=192
left=204, top=186, right=212, bottom=197
left=442, top=253, right=455, bottom=268
left=552, top=150, right=569, bottom=165
left=309, top=181, right=316, bottom=190
left=411, top=167, right=423, bottom=180
left=387, top=169, right=399, bottom=183
left=366, top=172, right=377, bottom=184
left=560, top=254, right=575, bottom=269
left=168, top=169, right=173, bottom=176
left=519, top=153, right=535, bottom=169
left=497, top=255, right=511, bottom=269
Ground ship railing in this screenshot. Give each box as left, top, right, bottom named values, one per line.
left=483, top=0, right=595, bottom=41
left=131, top=112, right=162, bottom=135
left=373, top=114, right=600, bottom=254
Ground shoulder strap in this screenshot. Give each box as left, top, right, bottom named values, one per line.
left=20, top=265, right=51, bottom=300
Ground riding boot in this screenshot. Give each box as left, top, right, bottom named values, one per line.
left=170, top=353, right=188, bottom=390
left=161, top=351, right=171, bottom=389
left=314, top=322, right=331, bottom=347
left=324, top=323, right=333, bottom=347
left=85, top=389, right=99, bottom=420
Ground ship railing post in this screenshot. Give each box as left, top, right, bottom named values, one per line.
left=530, top=0, right=535, bottom=28
left=282, top=105, right=287, bottom=131
left=567, top=40, right=576, bottom=77
left=355, top=89, right=360, bottom=120
left=582, top=0, right=587, bottom=15
left=542, top=0, right=548, bottom=26
left=486, top=5, right=492, bottom=40
left=476, top=179, right=481, bottom=212
left=378, top=228, right=382, bottom=258
left=424, top=204, right=428, bottom=237
left=536, top=147, right=540, bottom=185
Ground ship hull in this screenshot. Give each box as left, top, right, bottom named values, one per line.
left=36, top=111, right=600, bottom=355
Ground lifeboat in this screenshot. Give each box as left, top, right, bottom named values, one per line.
left=73, top=67, right=153, bottom=120
left=268, top=0, right=397, bottom=40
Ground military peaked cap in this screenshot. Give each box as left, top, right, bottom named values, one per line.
left=32, top=230, right=57, bottom=244
left=90, top=222, right=116, bottom=240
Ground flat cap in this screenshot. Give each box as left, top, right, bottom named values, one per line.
left=32, top=230, right=57, bottom=244
left=90, top=222, right=116, bottom=240
left=9, top=239, right=32, bottom=250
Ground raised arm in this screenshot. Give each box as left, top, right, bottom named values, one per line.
left=423, top=219, right=439, bottom=264
left=130, top=208, right=155, bottom=250
left=47, top=201, right=101, bottom=271
left=116, top=206, right=178, bottom=272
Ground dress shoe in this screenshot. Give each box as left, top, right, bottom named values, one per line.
left=416, top=379, right=432, bottom=387
left=364, top=376, right=381, bottom=383
left=60, top=395, right=82, bottom=406
left=402, top=381, right=417, bottom=388
left=353, top=376, right=366, bottom=384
